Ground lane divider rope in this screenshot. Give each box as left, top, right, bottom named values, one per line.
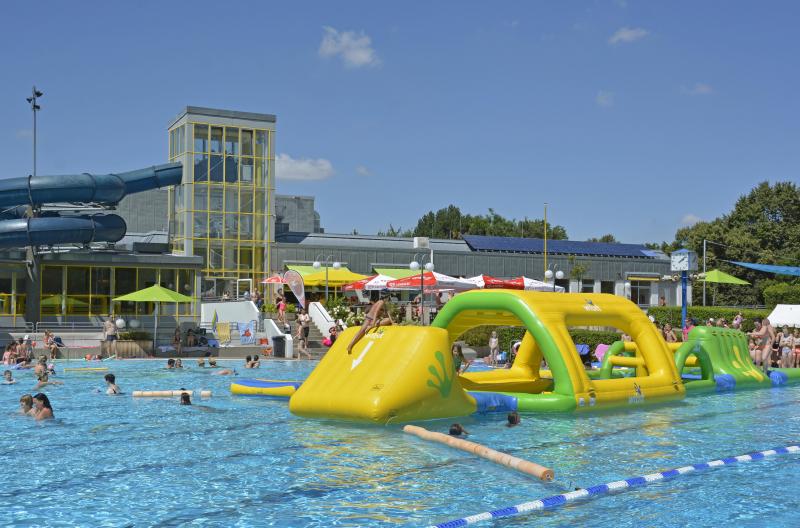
left=430, top=445, right=800, bottom=528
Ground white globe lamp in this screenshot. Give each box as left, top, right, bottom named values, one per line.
left=129, top=319, right=141, bottom=329
left=424, top=262, right=435, bottom=272
left=312, top=261, right=321, bottom=270
left=115, top=318, right=126, bottom=329
left=544, top=269, right=554, bottom=280
left=555, top=270, right=565, bottom=280
left=333, top=261, right=341, bottom=270
left=409, top=261, right=420, bottom=271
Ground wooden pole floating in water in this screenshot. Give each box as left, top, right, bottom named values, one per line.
left=403, top=425, right=554, bottom=481
left=132, top=390, right=212, bottom=398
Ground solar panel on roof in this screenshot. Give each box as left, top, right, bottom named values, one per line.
left=462, top=234, right=655, bottom=258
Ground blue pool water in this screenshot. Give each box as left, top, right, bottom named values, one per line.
left=2, top=359, right=800, bottom=527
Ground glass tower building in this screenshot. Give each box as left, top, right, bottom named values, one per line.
left=167, top=107, right=276, bottom=298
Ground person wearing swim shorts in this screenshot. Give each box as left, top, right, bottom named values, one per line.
left=749, top=318, right=775, bottom=374
left=347, top=300, right=393, bottom=354
left=777, top=325, right=793, bottom=368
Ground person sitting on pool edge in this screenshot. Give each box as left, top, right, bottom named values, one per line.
left=104, top=373, right=121, bottom=395
left=507, top=411, right=521, bottom=427
left=449, top=423, right=469, bottom=436
left=32, top=392, right=54, bottom=420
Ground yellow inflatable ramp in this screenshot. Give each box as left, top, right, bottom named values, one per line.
left=289, top=325, right=476, bottom=423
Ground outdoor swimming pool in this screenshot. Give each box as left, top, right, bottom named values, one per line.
left=2, top=359, right=799, bottom=527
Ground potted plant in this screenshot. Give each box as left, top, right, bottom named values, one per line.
left=115, top=330, right=154, bottom=358
left=284, top=303, right=297, bottom=321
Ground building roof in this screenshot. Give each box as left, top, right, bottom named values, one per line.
left=275, top=232, right=471, bottom=252
left=462, top=234, right=668, bottom=259
left=169, top=106, right=276, bottom=128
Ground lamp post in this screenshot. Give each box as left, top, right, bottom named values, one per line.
left=312, top=254, right=340, bottom=302
left=544, top=266, right=564, bottom=292
left=410, top=253, right=434, bottom=324
left=26, top=86, right=43, bottom=178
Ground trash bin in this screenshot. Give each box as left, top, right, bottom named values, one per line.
left=272, top=335, right=286, bottom=358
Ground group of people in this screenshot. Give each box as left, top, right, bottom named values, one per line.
left=2, top=336, right=34, bottom=365
left=748, top=319, right=800, bottom=371
left=18, top=393, right=54, bottom=420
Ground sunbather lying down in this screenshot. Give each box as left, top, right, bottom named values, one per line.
left=347, top=300, right=393, bottom=354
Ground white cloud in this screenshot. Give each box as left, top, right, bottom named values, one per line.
left=609, top=27, right=649, bottom=45
left=319, top=26, right=380, bottom=68
left=596, top=90, right=614, bottom=107
left=355, top=165, right=372, bottom=177
left=681, top=83, right=714, bottom=96
left=16, top=129, right=33, bottom=138
left=276, top=153, right=334, bottom=181
left=681, top=213, right=702, bottom=226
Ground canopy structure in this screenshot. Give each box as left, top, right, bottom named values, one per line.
left=767, top=305, right=800, bottom=328
left=342, top=274, right=398, bottom=291
left=727, top=261, right=800, bottom=277
left=464, top=274, right=508, bottom=289
left=506, top=276, right=565, bottom=293
left=386, top=271, right=477, bottom=292
left=113, top=285, right=193, bottom=347
left=700, top=269, right=750, bottom=285
left=373, top=267, right=419, bottom=279
left=303, top=268, right=368, bottom=287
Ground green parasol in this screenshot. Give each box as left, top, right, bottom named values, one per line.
left=113, top=285, right=193, bottom=348
left=701, top=269, right=750, bottom=285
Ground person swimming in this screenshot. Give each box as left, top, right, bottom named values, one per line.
left=166, top=359, right=176, bottom=369
left=19, top=394, right=34, bottom=416
left=507, top=411, right=521, bottom=427
left=449, top=423, right=469, bottom=436
left=180, top=392, right=191, bottom=405
left=250, top=354, right=260, bottom=368
left=32, top=392, right=54, bottom=420
left=211, top=368, right=236, bottom=376
left=175, top=359, right=183, bottom=369
left=104, top=373, right=121, bottom=395
left=207, top=356, right=217, bottom=368
left=34, top=371, right=63, bottom=390
left=3, top=370, right=16, bottom=384
left=244, top=355, right=252, bottom=368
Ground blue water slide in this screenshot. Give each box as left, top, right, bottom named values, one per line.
left=0, top=162, right=181, bottom=249
left=0, top=214, right=127, bottom=247
left=0, top=162, right=182, bottom=207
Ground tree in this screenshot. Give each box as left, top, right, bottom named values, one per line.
left=568, top=255, right=590, bottom=291
left=386, top=205, right=569, bottom=240
left=670, top=181, right=800, bottom=305
left=587, top=234, right=618, bottom=243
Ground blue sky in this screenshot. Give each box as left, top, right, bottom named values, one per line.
left=1, top=1, right=797, bottom=243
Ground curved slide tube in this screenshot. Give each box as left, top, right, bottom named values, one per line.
left=0, top=163, right=182, bottom=207
left=0, top=214, right=126, bottom=248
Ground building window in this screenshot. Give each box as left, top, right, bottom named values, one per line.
left=581, top=279, right=595, bottom=293
left=600, top=281, right=615, bottom=294
left=630, top=281, right=652, bottom=306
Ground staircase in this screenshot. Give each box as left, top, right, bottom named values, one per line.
left=265, top=314, right=329, bottom=359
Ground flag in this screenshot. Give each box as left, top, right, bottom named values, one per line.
left=211, top=309, right=218, bottom=333
left=239, top=320, right=256, bottom=345
left=283, top=270, right=306, bottom=308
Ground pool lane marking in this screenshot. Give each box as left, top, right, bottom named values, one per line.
left=351, top=341, right=374, bottom=370
left=429, top=445, right=800, bottom=528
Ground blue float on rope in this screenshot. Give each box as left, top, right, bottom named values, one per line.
left=429, top=445, right=800, bottom=528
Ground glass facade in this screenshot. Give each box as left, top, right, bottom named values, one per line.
left=169, top=114, right=274, bottom=299
left=39, top=265, right=196, bottom=317
left=0, top=268, right=26, bottom=323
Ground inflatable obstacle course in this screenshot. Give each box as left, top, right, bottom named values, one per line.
left=233, top=290, right=800, bottom=423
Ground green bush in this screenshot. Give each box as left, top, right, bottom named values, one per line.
left=647, top=306, right=767, bottom=332
left=763, top=283, right=800, bottom=309
left=119, top=330, right=152, bottom=341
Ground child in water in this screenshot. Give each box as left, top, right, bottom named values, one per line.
left=3, top=370, right=16, bottom=384
left=104, top=373, right=121, bottom=395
